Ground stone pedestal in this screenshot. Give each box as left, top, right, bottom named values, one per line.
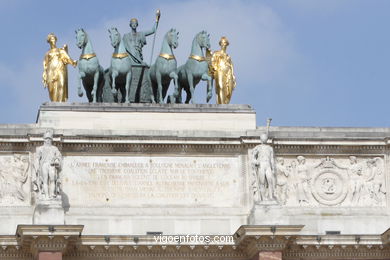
left=36, top=103, right=256, bottom=131
left=33, top=198, right=64, bottom=225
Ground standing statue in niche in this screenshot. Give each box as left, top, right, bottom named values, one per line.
left=252, top=119, right=276, bottom=202
left=33, top=131, right=62, bottom=200
left=208, top=36, right=236, bottom=104
left=42, top=33, right=77, bottom=102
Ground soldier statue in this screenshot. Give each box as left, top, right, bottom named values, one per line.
left=33, top=131, right=62, bottom=200
left=252, top=119, right=277, bottom=202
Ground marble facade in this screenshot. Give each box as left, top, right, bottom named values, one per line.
left=0, top=103, right=389, bottom=259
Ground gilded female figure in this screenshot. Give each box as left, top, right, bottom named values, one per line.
left=42, top=33, right=77, bottom=102
left=210, top=37, right=236, bottom=104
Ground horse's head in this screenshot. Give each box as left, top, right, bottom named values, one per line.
left=108, top=27, right=121, bottom=48
left=166, top=28, right=179, bottom=49
left=196, top=30, right=210, bottom=50
left=75, top=28, right=87, bottom=49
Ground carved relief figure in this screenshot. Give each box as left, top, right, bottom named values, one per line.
left=366, top=157, right=386, bottom=205
left=33, top=131, right=62, bottom=200
left=271, top=155, right=386, bottom=207
left=252, top=133, right=276, bottom=202
left=42, top=33, right=77, bottom=102
left=276, top=158, right=289, bottom=204
left=347, top=156, right=364, bottom=205
left=295, top=156, right=311, bottom=205
left=0, top=154, right=29, bottom=203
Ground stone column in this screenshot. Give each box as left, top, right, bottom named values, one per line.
left=37, top=252, right=62, bottom=260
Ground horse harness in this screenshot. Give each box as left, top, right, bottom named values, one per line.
left=112, top=53, right=129, bottom=59
left=79, top=53, right=96, bottom=60
left=189, top=54, right=206, bottom=62
left=159, top=53, right=175, bottom=60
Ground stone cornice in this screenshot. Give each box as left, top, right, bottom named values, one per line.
left=1, top=225, right=390, bottom=259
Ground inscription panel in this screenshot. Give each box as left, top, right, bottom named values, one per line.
left=62, top=155, right=242, bottom=207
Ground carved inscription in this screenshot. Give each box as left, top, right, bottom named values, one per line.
left=62, top=156, right=241, bottom=207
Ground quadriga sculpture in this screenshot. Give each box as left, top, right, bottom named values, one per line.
left=75, top=28, right=105, bottom=103
left=148, top=28, right=179, bottom=103
left=175, top=31, right=212, bottom=104
left=108, top=27, right=132, bottom=103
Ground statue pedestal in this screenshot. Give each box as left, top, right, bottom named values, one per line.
left=249, top=204, right=289, bottom=226
left=36, top=103, right=256, bottom=132
left=33, top=198, right=65, bottom=225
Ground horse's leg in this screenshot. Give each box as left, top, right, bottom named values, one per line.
left=169, top=71, right=179, bottom=103
left=85, top=79, right=93, bottom=102
left=92, top=70, right=99, bottom=103
left=146, top=69, right=156, bottom=103
left=202, top=73, right=213, bottom=103
left=125, top=70, right=132, bottom=104
left=78, top=71, right=85, bottom=97
left=97, top=69, right=104, bottom=102
left=156, top=71, right=163, bottom=104
left=111, top=71, right=117, bottom=95
left=111, top=70, right=119, bottom=103
left=186, top=70, right=195, bottom=104
left=175, top=79, right=183, bottom=104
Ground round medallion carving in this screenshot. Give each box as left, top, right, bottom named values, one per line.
left=311, top=170, right=347, bottom=206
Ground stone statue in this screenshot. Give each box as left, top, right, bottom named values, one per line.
left=108, top=27, right=133, bottom=103
left=42, top=33, right=77, bottom=102
left=209, top=37, right=236, bottom=104
left=75, top=28, right=105, bottom=103
left=252, top=119, right=276, bottom=202
left=122, top=12, right=159, bottom=65
left=33, top=131, right=62, bottom=200
left=148, top=28, right=179, bottom=103
left=174, top=31, right=213, bottom=104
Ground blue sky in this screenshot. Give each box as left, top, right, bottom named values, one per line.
left=0, top=0, right=389, bottom=127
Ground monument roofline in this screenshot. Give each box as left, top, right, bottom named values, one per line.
left=37, top=102, right=255, bottom=115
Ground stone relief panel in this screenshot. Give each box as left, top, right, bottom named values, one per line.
left=253, top=155, right=386, bottom=207
left=61, top=155, right=243, bottom=208
left=0, top=153, right=30, bottom=205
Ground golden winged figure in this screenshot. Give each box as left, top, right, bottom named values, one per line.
left=207, top=36, right=236, bottom=104
left=42, top=33, right=77, bottom=102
